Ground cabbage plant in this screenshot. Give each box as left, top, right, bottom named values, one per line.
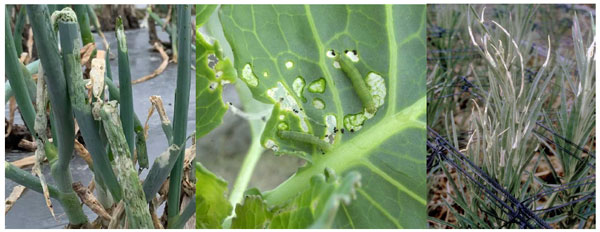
left=196, top=4, right=427, bottom=229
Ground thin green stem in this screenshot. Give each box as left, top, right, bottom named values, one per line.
left=13, top=6, right=26, bottom=55
left=167, top=4, right=191, bottom=224
left=86, top=5, right=108, bottom=49
left=5, top=82, right=12, bottom=103
left=147, top=7, right=174, bottom=34
left=20, top=62, right=38, bottom=102
left=5, top=163, right=60, bottom=199
left=72, top=5, right=94, bottom=45
left=170, top=9, right=178, bottom=62
left=115, top=17, right=135, bottom=158
left=168, top=198, right=196, bottom=229
left=147, top=6, right=177, bottom=61
left=48, top=106, right=60, bottom=149
left=228, top=137, right=264, bottom=207
left=5, top=55, right=39, bottom=104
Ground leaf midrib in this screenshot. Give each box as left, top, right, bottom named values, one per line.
left=263, top=96, right=426, bottom=206
left=385, top=5, right=398, bottom=116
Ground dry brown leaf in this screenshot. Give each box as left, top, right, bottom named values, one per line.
left=131, top=42, right=169, bottom=84
left=143, top=101, right=156, bottom=139
left=149, top=202, right=164, bottom=229
left=5, top=97, right=16, bottom=138
left=144, top=95, right=172, bottom=139
left=32, top=157, right=55, bottom=220
left=183, top=144, right=196, bottom=172
left=88, top=179, right=96, bottom=194
left=89, top=51, right=106, bottom=102
left=5, top=185, right=26, bottom=214
left=25, top=27, right=33, bottom=64
left=17, top=139, right=36, bottom=151
left=162, top=6, right=172, bottom=31
left=108, top=201, right=125, bottom=229
left=11, top=155, right=37, bottom=168
left=96, top=50, right=106, bottom=60
left=80, top=43, right=96, bottom=66
left=156, top=179, right=170, bottom=206
left=89, top=217, right=105, bottom=229
left=181, top=178, right=195, bottom=197
left=74, top=140, right=94, bottom=167
left=149, top=96, right=171, bottom=127
left=19, top=52, right=27, bottom=63
left=179, top=194, right=195, bottom=229
left=72, top=182, right=112, bottom=221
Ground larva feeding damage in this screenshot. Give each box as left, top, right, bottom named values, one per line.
left=335, top=53, right=376, bottom=114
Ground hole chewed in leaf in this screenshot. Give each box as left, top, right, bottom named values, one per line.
left=333, top=61, right=341, bottom=69
left=344, top=50, right=359, bottom=62
left=292, top=76, right=306, bottom=102
left=342, top=72, right=386, bottom=132
left=324, top=114, right=337, bottom=144
left=277, top=122, right=289, bottom=130
left=207, top=53, right=218, bottom=69
left=343, top=113, right=367, bottom=132
left=241, top=64, right=259, bottom=87
left=215, top=71, right=223, bottom=78
left=285, top=61, right=294, bottom=69
left=326, top=49, right=336, bottom=58
left=365, top=72, right=386, bottom=109
left=265, top=139, right=279, bottom=152
left=267, top=82, right=310, bottom=132
left=307, top=78, right=326, bottom=93
left=312, top=98, right=325, bottom=110
left=209, top=82, right=218, bottom=91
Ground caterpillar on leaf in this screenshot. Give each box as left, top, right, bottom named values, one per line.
left=335, top=53, right=376, bottom=114
left=277, top=130, right=331, bottom=153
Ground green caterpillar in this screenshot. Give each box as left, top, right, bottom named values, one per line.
left=277, top=130, right=331, bottom=153
left=336, top=53, right=376, bottom=114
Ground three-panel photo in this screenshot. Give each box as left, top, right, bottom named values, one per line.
left=3, top=3, right=596, bottom=229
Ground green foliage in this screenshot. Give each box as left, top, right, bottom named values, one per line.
left=230, top=196, right=272, bottom=229
left=115, top=17, right=135, bottom=158
left=195, top=162, right=233, bottom=229
left=167, top=5, right=192, bottom=224
left=72, top=5, right=94, bottom=45
left=196, top=4, right=427, bottom=229
left=196, top=4, right=217, bottom=26
left=230, top=170, right=362, bottom=229
left=195, top=5, right=237, bottom=138
left=13, top=6, right=27, bottom=55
